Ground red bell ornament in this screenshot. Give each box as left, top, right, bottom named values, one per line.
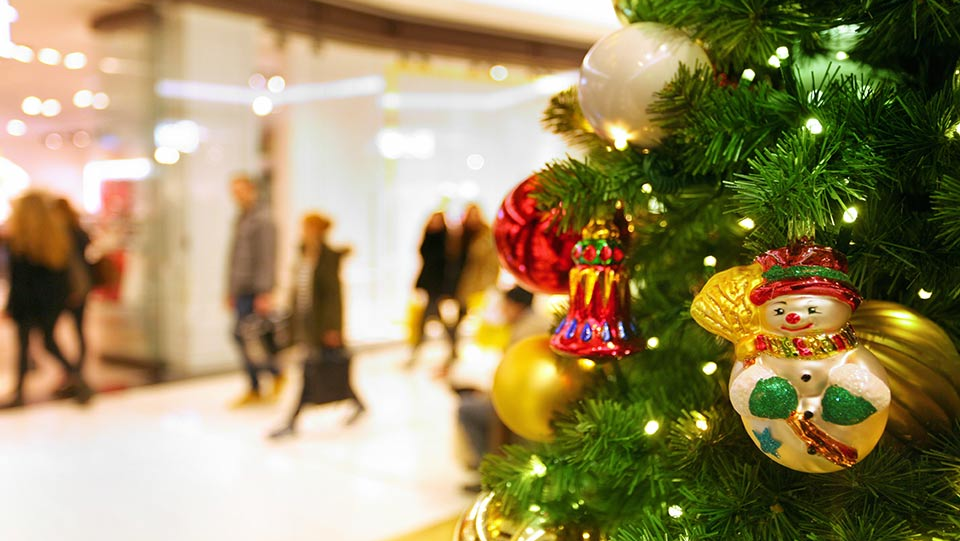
left=493, top=175, right=581, bottom=295
left=550, top=219, right=643, bottom=360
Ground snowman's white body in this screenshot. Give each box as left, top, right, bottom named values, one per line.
left=729, top=294, right=891, bottom=473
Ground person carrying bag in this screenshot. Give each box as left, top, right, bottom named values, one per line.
left=269, top=212, right=364, bottom=438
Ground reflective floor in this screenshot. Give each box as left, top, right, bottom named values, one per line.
left=0, top=342, right=476, bottom=541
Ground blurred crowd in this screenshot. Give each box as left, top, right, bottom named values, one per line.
left=0, top=173, right=553, bottom=478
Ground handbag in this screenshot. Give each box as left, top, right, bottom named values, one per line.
left=299, top=346, right=356, bottom=405
left=238, top=311, right=293, bottom=363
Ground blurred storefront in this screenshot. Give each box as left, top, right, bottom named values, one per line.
left=0, top=0, right=614, bottom=379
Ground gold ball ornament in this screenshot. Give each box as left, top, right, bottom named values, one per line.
left=492, top=335, right=593, bottom=442
left=454, top=492, right=606, bottom=541
left=851, top=300, right=960, bottom=443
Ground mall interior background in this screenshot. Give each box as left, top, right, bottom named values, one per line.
left=0, top=0, right=619, bottom=379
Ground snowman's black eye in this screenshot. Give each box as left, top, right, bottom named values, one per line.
left=808, top=307, right=820, bottom=314
left=773, top=308, right=784, bottom=316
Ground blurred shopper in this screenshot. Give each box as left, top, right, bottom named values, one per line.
left=226, top=173, right=282, bottom=407
left=270, top=212, right=364, bottom=438
left=53, top=197, right=93, bottom=373
left=3, top=191, right=93, bottom=407
left=407, top=210, right=454, bottom=368
left=444, top=203, right=500, bottom=368
left=454, top=287, right=543, bottom=484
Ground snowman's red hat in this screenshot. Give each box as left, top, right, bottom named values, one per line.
left=748, top=241, right=861, bottom=310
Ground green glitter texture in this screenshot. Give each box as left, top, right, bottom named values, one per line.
left=748, top=377, right=798, bottom=419
left=762, top=265, right=851, bottom=283
left=821, top=385, right=877, bottom=425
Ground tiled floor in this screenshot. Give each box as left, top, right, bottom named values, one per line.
left=0, top=341, right=477, bottom=541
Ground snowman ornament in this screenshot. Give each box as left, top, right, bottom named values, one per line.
left=728, top=243, right=891, bottom=473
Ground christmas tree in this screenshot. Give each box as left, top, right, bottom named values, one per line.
left=461, top=1, right=960, bottom=540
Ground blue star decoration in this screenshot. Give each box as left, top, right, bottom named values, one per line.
left=753, top=427, right=782, bottom=458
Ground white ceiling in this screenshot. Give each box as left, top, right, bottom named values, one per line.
left=0, top=0, right=619, bottom=160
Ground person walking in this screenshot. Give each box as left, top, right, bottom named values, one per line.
left=443, top=203, right=500, bottom=369
left=407, top=210, right=453, bottom=368
left=53, top=197, right=93, bottom=373
left=226, top=173, right=283, bottom=407
left=3, top=191, right=93, bottom=407
left=269, top=212, right=364, bottom=438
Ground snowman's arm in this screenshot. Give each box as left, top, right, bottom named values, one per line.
left=730, top=360, right=798, bottom=419
left=821, top=361, right=891, bottom=425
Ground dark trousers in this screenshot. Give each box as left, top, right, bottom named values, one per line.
left=232, top=293, right=279, bottom=393
left=15, top=315, right=77, bottom=395
left=457, top=390, right=496, bottom=469
left=66, top=302, right=87, bottom=371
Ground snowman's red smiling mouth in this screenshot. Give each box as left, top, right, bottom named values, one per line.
left=781, top=323, right=814, bottom=331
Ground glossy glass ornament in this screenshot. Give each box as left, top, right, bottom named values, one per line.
left=578, top=23, right=710, bottom=148
left=493, top=175, right=580, bottom=295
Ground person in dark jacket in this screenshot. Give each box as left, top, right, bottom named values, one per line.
left=226, top=173, right=282, bottom=407
left=53, top=197, right=93, bottom=372
left=269, top=212, right=364, bottom=438
left=3, top=191, right=92, bottom=407
left=407, top=210, right=454, bottom=368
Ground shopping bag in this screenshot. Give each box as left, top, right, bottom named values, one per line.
left=300, top=346, right=356, bottom=405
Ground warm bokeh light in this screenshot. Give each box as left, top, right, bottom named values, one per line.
left=267, top=75, right=286, bottom=93
left=5, top=119, right=26, bottom=136
left=251, top=96, right=273, bottom=116
left=248, top=73, right=266, bottom=89
left=21, top=96, right=41, bottom=115
left=73, top=89, right=93, bottom=108
left=64, top=51, right=87, bottom=69
left=44, top=132, right=63, bottom=150
left=489, top=64, right=508, bottom=81
left=13, top=44, right=32, bottom=62
left=92, top=92, right=110, bottom=110
left=72, top=130, right=91, bottom=148
left=37, top=47, right=61, bottom=65
left=40, top=98, right=62, bottom=117
left=154, top=146, right=181, bottom=165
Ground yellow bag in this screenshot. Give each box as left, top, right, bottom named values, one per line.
left=406, top=294, right=427, bottom=345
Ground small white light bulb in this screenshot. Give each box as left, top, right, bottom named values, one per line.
left=918, top=289, right=933, bottom=300
left=703, top=255, right=717, bottom=267
left=668, top=505, right=684, bottom=518
left=835, top=51, right=849, bottom=61
left=641, top=183, right=653, bottom=194
left=805, top=118, right=824, bottom=134
left=842, top=207, right=859, bottom=223
left=646, top=337, right=660, bottom=349
left=738, top=217, right=755, bottom=230
left=695, top=419, right=709, bottom=431
left=740, top=68, right=756, bottom=82
left=644, top=420, right=660, bottom=435
left=767, top=55, right=781, bottom=68
left=702, top=362, right=718, bottom=375
left=775, top=46, right=789, bottom=59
